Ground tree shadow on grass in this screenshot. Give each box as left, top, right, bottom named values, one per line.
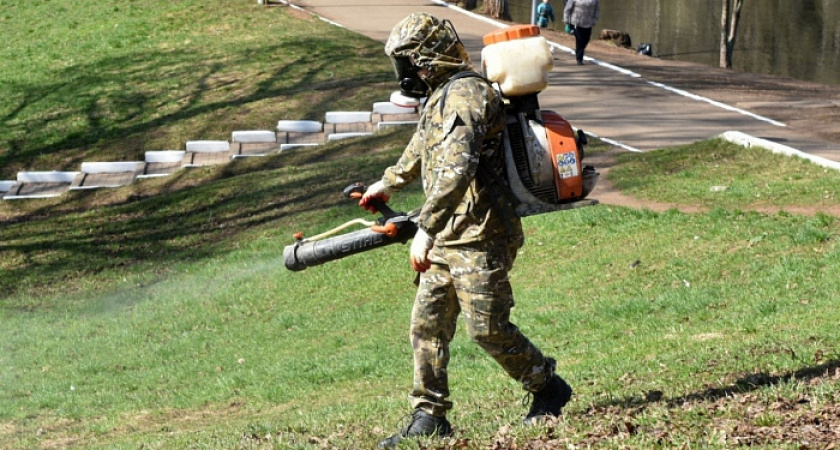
left=0, top=129, right=414, bottom=303
left=0, top=36, right=392, bottom=178
left=589, top=359, right=840, bottom=412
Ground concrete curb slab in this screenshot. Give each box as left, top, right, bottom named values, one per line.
left=0, top=180, right=17, bottom=194
left=185, top=141, right=231, bottom=152
left=325, top=111, right=372, bottom=124
left=232, top=130, right=278, bottom=143
left=719, top=131, right=840, bottom=171
left=231, top=141, right=282, bottom=158
left=70, top=162, right=145, bottom=190
left=4, top=171, right=80, bottom=200
left=328, top=132, right=374, bottom=141
left=277, top=120, right=322, bottom=133
left=372, top=102, right=417, bottom=115
left=140, top=151, right=186, bottom=178
left=377, top=121, right=419, bottom=130
left=280, top=143, right=319, bottom=152
left=184, top=141, right=232, bottom=167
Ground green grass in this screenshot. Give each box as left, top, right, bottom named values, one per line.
left=2, top=2, right=840, bottom=448
left=608, top=139, right=840, bottom=208
left=0, top=128, right=415, bottom=303
left=0, top=0, right=393, bottom=179
left=2, top=137, right=839, bottom=448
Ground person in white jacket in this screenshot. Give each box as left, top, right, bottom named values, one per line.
left=563, top=0, right=600, bottom=65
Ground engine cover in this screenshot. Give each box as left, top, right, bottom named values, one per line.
left=504, top=109, right=599, bottom=217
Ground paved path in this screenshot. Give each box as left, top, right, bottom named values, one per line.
left=289, top=0, right=840, bottom=163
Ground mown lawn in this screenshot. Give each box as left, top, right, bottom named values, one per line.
left=2, top=136, right=839, bottom=448
left=0, top=0, right=393, bottom=179
left=2, top=1, right=840, bottom=448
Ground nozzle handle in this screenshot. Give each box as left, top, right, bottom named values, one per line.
left=343, top=182, right=398, bottom=218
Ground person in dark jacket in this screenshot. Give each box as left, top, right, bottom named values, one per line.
left=537, top=0, right=555, bottom=29
left=564, top=0, right=600, bottom=64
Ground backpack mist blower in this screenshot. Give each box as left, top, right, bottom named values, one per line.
left=283, top=25, right=599, bottom=272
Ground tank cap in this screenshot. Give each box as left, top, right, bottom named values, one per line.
left=483, top=25, right=540, bottom=45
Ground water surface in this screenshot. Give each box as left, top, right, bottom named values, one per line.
left=507, top=0, right=840, bottom=86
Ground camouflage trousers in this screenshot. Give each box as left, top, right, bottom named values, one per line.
left=409, top=236, right=554, bottom=416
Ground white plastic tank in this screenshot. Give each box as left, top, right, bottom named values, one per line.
left=481, top=25, right=553, bottom=97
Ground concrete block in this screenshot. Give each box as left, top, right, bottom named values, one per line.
left=0, top=180, right=16, bottom=193
left=4, top=171, right=78, bottom=199
left=67, top=162, right=145, bottom=189
left=277, top=120, right=322, bottom=133
left=18, top=171, right=80, bottom=183
left=3, top=182, right=69, bottom=200
left=325, top=111, right=372, bottom=124
left=327, top=132, right=374, bottom=141
left=183, top=151, right=231, bottom=168
left=285, top=131, right=325, bottom=145
left=377, top=121, right=419, bottom=130
left=231, top=141, right=281, bottom=158
left=232, top=130, right=277, bottom=143
left=80, top=161, right=145, bottom=174
left=139, top=151, right=186, bottom=178
left=71, top=172, right=138, bottom=190
left=373, top=112, right=420, bottom=123
left=372, top=102, right=416, bottom=115
left=185, top=140, right=230, bottom=152
left=145, top=150, right=186, bottom=163
left=280, top=143, right=319, bottom=152
left=389, top=91, right=424, bottom=108
left=324, top=122, right=373, bottom=135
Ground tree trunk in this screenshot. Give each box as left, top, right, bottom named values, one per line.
left=720, top=0, right=729, bottom=67
left=484, top=0, right=510, bottom=20
left=720, top=0, right=744, bottom=69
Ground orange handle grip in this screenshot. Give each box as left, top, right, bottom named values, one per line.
left=371, top=223, right=399, bottom=238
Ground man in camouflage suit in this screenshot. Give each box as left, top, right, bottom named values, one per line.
left=360, top=12, right=572, bottom=448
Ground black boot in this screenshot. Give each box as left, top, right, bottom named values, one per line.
left=524, top=374, right=573, bottom=424
left=378, top=409, right=453, bottom=449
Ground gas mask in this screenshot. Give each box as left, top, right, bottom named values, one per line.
left=390, top=56, right=428, bottom=99
left=385, top=13, right=471, bottom=99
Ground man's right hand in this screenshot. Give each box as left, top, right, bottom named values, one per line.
left=359, top=180, right=392, bottom=213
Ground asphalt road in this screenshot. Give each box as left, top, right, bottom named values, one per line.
left=288, top=0, right=840, bottom=163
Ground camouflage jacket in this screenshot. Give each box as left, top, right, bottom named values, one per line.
left=382, top=75, right=523, bottom=246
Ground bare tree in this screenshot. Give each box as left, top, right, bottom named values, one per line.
left=484, top=0, right=510, bottom=20
left=720, top=0, right=744, bottom=68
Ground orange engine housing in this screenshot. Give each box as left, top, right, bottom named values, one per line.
left=541, top=110, right=584, bottom=201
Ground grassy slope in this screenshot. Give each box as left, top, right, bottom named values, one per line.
left=0, top=0, right=392, bottom=179
left=0, top=129, right=413, bottom=304
left=2, top=2, right=840, bottom=449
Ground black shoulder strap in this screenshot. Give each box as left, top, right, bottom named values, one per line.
left=439, top=71, right=488, bottom=115
left=439, top=72, right=522, bottom=220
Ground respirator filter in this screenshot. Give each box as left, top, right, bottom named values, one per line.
left=390, top=56, right=428, bottom=98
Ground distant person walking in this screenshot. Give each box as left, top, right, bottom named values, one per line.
left=536, top=0, right=555, bottom=29
left=564, top=0, right=599, bottom=65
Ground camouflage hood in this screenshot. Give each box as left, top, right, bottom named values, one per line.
left=385, top=12, right=472, bottom=90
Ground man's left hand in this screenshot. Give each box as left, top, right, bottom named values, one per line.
left=410, top=228, right=434, bottom=272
